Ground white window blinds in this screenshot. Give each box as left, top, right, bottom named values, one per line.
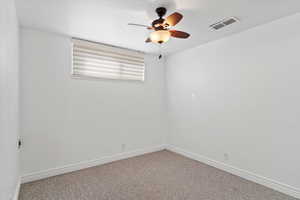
left=72, top=38, right=145, bottom=81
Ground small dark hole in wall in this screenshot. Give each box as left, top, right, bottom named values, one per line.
left=18, top=139, right=22, bottom=149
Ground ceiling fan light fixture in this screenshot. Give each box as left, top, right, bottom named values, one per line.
left=128, top=7, right=190, bottom=44
left=150, top=30, right=171, bottom=44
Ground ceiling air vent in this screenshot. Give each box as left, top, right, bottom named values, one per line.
left=210, top=17, right=239, bottom=30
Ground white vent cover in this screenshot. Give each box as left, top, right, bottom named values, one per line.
left=210, top=17, right=239, bottom=30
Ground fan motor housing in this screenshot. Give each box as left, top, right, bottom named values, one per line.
left=156, top=7, right=167, bottom=18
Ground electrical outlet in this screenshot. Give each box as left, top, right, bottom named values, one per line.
left=192, top=93, right=196, bottom=99
left=121, top=144, right=126, bottom=152
left=224, top=153, right=229, bottom=161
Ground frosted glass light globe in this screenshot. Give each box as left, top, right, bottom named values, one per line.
left=150, top=30, right=171, bottom=44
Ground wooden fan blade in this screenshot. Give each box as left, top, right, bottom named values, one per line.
left=170, top=30, right=190, bottom=38
left=128, top=23, right=153, bottom=30
left=165, top=12, right=183, bottom=26
left=145, top=38, right=152, bottom=43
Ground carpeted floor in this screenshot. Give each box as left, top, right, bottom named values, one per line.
left=19, top=150, right=297, bottom=200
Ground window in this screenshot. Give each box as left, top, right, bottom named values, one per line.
left=72, top=38, right=145, bottom=81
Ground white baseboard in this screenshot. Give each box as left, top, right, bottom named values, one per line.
left=12, top=178, right=20, bottom=200
left=22, top=145, right=167, bottom=184
left=166, top=145, right=300, bottom=199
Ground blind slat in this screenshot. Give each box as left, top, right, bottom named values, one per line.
left=73, top=50, right=144, bottom=67
left=73, top=62, right=144, bottom=74
left=72, top=39, right=145, bottom=81
left=74, top=47, right=144, bottom=64
left=73, top=65, right=144, bottom=77
left=74, top=45, right=144, bottom=62
left=73, top=70, right=144, bottom=81
left=73, top=55, right=144, bottom=69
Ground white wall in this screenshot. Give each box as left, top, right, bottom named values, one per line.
left=20, top=28, right=167, bottom=176
left=166, top=13, right=300, bottom=190
left=0, top=0, right=20, bottom=199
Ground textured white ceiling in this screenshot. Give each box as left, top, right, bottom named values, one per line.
left=16, top=0, right=300, bottom=54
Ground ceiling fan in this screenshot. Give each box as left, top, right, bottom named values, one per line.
left=128, top=7, right=190, bottom=44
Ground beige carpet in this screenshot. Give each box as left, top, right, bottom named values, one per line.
left=19, top=150, right=297, bottom=200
